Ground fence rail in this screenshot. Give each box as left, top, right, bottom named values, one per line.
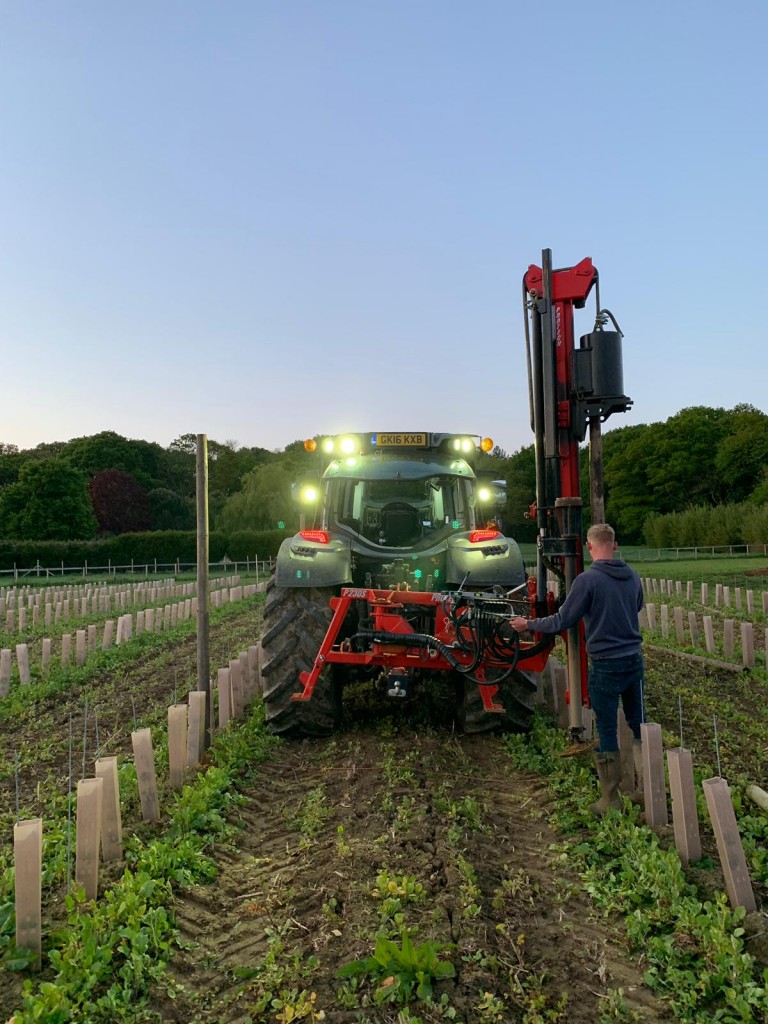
left=619, top=544, right=768, bottom=561
left=0, top=558, right=276, bottom=581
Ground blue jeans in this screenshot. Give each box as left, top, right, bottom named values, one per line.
left=588, top=652, right=644, bottom=752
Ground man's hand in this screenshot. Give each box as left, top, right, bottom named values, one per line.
left=510, top=617, right=529, bottom=634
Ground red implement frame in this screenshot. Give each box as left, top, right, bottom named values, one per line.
left=292, top=587, right=551, bottom=714
left=524, top=256, right=595, bottom=704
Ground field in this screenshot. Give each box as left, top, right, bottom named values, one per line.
left=2, top=567, right=768, bottom=1023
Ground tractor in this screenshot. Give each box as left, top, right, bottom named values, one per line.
left=261, top=250, right=631, bottom=740
left=260, top=431, right=548, bottom=735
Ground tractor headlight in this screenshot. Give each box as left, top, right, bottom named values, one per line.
left=301, top=486, right=319, bottom=503
left=339, top=435, right=358, bottom=454
left=477, top=487, right=492, bottom=502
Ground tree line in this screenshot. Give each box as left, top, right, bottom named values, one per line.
left=1, top=405, right=767, bottom=546
left=481, top=403, right=768, bottom=545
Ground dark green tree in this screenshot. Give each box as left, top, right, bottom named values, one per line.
left=715, top=404, right=768, bottom=502
left=62, top=431, right=170, bottom=491
left=147, top=488, right=196, bottom=530
left=0, top=461, right=97, bottom=540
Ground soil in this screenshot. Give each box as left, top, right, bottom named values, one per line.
left=144, top=718, right=670, bottom=1024
left=4, top=601, right=767, bottom=1022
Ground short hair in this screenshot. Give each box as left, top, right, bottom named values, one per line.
left=587, top=524, right=616, bottom=546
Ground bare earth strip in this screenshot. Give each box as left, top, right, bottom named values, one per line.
left=151, top=726, right=671, bottom=1023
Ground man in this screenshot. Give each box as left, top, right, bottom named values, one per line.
left=510, top=524, right=645, bottom=815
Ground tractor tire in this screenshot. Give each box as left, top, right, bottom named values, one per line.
left=261, top=580, right=342, bottom=737
left=456, top=670, right=538, bottom=735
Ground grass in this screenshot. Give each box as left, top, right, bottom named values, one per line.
left=515, top=542, right=768, bottom=592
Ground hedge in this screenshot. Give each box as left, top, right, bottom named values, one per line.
left=0, top=528, right=289, bottom=572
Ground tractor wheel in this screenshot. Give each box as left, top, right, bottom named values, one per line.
left=456, top=670, right=538, bottom=734
left=261, top=580, right=342, bottom=737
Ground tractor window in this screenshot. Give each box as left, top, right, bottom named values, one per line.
left=451, top=478, right=468, bottom=527
left=329, top=475, right=472, bottom=544
left=330, top=480, right=364, bottom=530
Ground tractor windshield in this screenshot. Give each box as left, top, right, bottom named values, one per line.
left=329, top=474, right=472, bottom=547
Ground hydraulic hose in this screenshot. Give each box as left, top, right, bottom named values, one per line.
left=352, top=620, right=524, bottom=686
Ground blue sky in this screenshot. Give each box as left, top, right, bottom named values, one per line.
left=1, top=1, right=766, bottom=456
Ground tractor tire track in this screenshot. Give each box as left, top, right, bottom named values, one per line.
left=151, top=725, right=671, bottom=1024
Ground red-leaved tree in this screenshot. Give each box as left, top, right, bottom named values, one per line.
left=89, top=469, right=152, bottom=535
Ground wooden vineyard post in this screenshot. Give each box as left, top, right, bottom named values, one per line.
left=582, top=705, right=595, bottom=741
left=723, top=620, right=735, bottom=660
left=703, top=778, right=756, bottom=912
left=256, top=642, right=264, bottom=694
left=641, top=723, right=668, bottom=830
left=687, top=611, right=698, bottom=648
left=229, top=658, right=244, bottom=720
left=76, top=630, right=86, bottom=666
left=618, top=709, right=635, bottom=793
left=673, top=607, right=684, bottom=645
left=95, top=756, right=123, bottom=861
left=75, top=777, right=103, bottom=901
left=131, top=728, right=160, bottom=821
left=667, top=748, right=701, bottom=867
left=0, top=648, right=11, bottom=697
left=218, top=667, right=232, bottom=727
left=187, top=691, right=207, bottom=768
left=741, top=622, right=755, bottom=668
left=239, top=651, right=251, bottom=705
left=646, top=604, right=657, bottom=631
left=703, top=616, right=715, bottom=653
left=103, top=620, right=115, bottom=649
left=16, top=644, right=30, bottom=684
left=168, top=704, right=188, bottom=791
left=14, top=818, right=42, bottom=970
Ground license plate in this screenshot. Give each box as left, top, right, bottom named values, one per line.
left=373, top=432, right=428, bottom=446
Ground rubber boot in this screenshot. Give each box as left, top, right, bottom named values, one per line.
left=590, top=751, right=623, bottom=816
left=628, top=739, right=644, bottom=808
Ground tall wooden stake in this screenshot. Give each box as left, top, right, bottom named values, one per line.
left=196, top=434, right=211, bottom=749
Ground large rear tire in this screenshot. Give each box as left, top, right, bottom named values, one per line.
left=456, top=670, right=538, bottom=734
left=261, top=580, right=342, bottom=737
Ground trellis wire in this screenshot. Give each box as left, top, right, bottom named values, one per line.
left=82, top=697, right=88, bottom=780
left=67, top=712, right=73, bottom=891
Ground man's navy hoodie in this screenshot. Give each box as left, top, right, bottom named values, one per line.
left=527, top=559, right=644, bottom=659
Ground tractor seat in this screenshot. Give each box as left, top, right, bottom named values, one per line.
left=380, top=503, right=422, bottom=546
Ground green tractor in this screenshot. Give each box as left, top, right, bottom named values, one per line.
left=261, top=432, right=550, bottom=736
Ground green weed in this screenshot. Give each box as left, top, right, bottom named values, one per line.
left=338, top=929, right=456, bottom=1005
